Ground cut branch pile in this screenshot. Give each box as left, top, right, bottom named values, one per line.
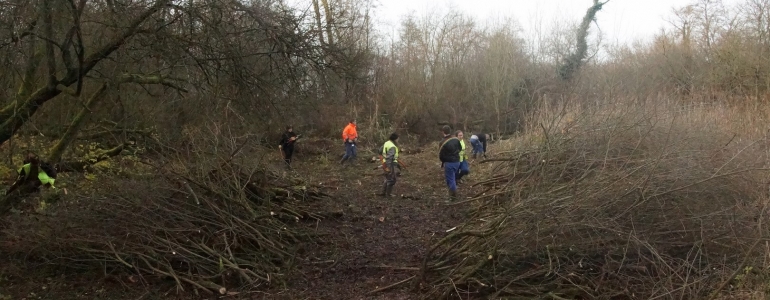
left=421, top=108, right=770, bottom=299
left=2, top=158, right=327, bottom=294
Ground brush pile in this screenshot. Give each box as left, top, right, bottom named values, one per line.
left=421, top=105, right=770, bottom=299
left=2, top=154, right=328, bottom=295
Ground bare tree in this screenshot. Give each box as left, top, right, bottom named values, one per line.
left=0, top=0, right=173, bottom=147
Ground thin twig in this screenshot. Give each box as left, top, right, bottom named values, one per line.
left=366, top=275, right=415, bottom=295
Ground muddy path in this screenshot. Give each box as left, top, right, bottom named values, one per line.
left=275, top=149, right=484, bottom=299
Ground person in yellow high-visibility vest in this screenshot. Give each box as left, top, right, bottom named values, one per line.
left=380, top=133, right=400, bottom=197
left=456, top=131, right=470, bottom=182
left=6, top=152, right=56, bottom=195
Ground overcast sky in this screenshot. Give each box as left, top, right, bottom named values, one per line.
left=373, top=0, right=741, bottom=45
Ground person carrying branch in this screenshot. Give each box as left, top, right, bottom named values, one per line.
left=379, top=132, right=401, bottom=197
left=339, top=119, right=358, bottom=166
left=438, top=125, right=462, bottom=200
left=6, top=152, right=57, bottom=195
left=456, top=130, right=470, bottom=182
left=278, top=125, right=298, bottom=169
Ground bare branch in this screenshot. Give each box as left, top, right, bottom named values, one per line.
left=117, top=74, right=189, bottom=92
left=72, top=0, right=172, bottom=81
left=56, top=84, right=77, bottom=96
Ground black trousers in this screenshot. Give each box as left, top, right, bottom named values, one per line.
left=282, top=146, right=294, bottom=165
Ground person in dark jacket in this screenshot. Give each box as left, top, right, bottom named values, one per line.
left=470, top=133, right=490, bottom=159
left=279, top=125, right=298, bottom=168
left=438, top=125, right=462, bottom=199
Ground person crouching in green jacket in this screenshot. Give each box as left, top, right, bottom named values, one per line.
left=6, top=152, right=56, bottom=195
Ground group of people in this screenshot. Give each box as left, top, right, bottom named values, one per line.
left=277, top=119, right=359, bottom=169
left=380, top=124, right=489, bottom=199
left=277, top=119, right=490, bottom=201
left=437, top=126, right=489, bottom=200
left=365, top=120, right=491, bottom=199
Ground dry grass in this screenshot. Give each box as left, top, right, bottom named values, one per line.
left=421, top=97, right=770, bottom=299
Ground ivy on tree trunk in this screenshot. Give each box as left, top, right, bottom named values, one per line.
left=558, top=0, right=608, bottom=81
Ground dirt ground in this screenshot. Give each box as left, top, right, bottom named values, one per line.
left=0, top=145, right=488, bottom=300
left=274, top=148, right=483, bottom=300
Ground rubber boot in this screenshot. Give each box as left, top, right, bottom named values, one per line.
left=380, top=184, right=388, bottom=197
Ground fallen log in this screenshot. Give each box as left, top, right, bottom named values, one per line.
left=57, top=142, right=127, bottom=172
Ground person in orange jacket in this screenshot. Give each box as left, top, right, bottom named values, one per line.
left=340, top=119, right=358, bottom=165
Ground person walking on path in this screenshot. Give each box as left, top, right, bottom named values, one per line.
left=470, top=133, right=490, bottom=159
left=456, top=130, right=470, bottom=182
left=339, top=119, right=358, bottom=166
left=379, top=133, right=400, bottom=197
left=278, top=125, right=298, bottom=168
left=438, top=125, right=462, bottom=200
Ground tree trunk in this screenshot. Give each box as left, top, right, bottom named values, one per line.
left=0, top=86, right=61, bottom=144
left=312, top=0, right=325, bottom=45
left=47, top=83, right=108, bottom=163
left=320, top=0, right=335, bottom=46
left=558, top=0, right=607, bottom=81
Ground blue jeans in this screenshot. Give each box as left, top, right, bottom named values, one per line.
left=342, top=142, right=357, bottom=162
left=470, top=138, right=483, bottom=155
left=443, top=162, right=461, bottom=192
left=457, top=161, right=470, bottom=180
